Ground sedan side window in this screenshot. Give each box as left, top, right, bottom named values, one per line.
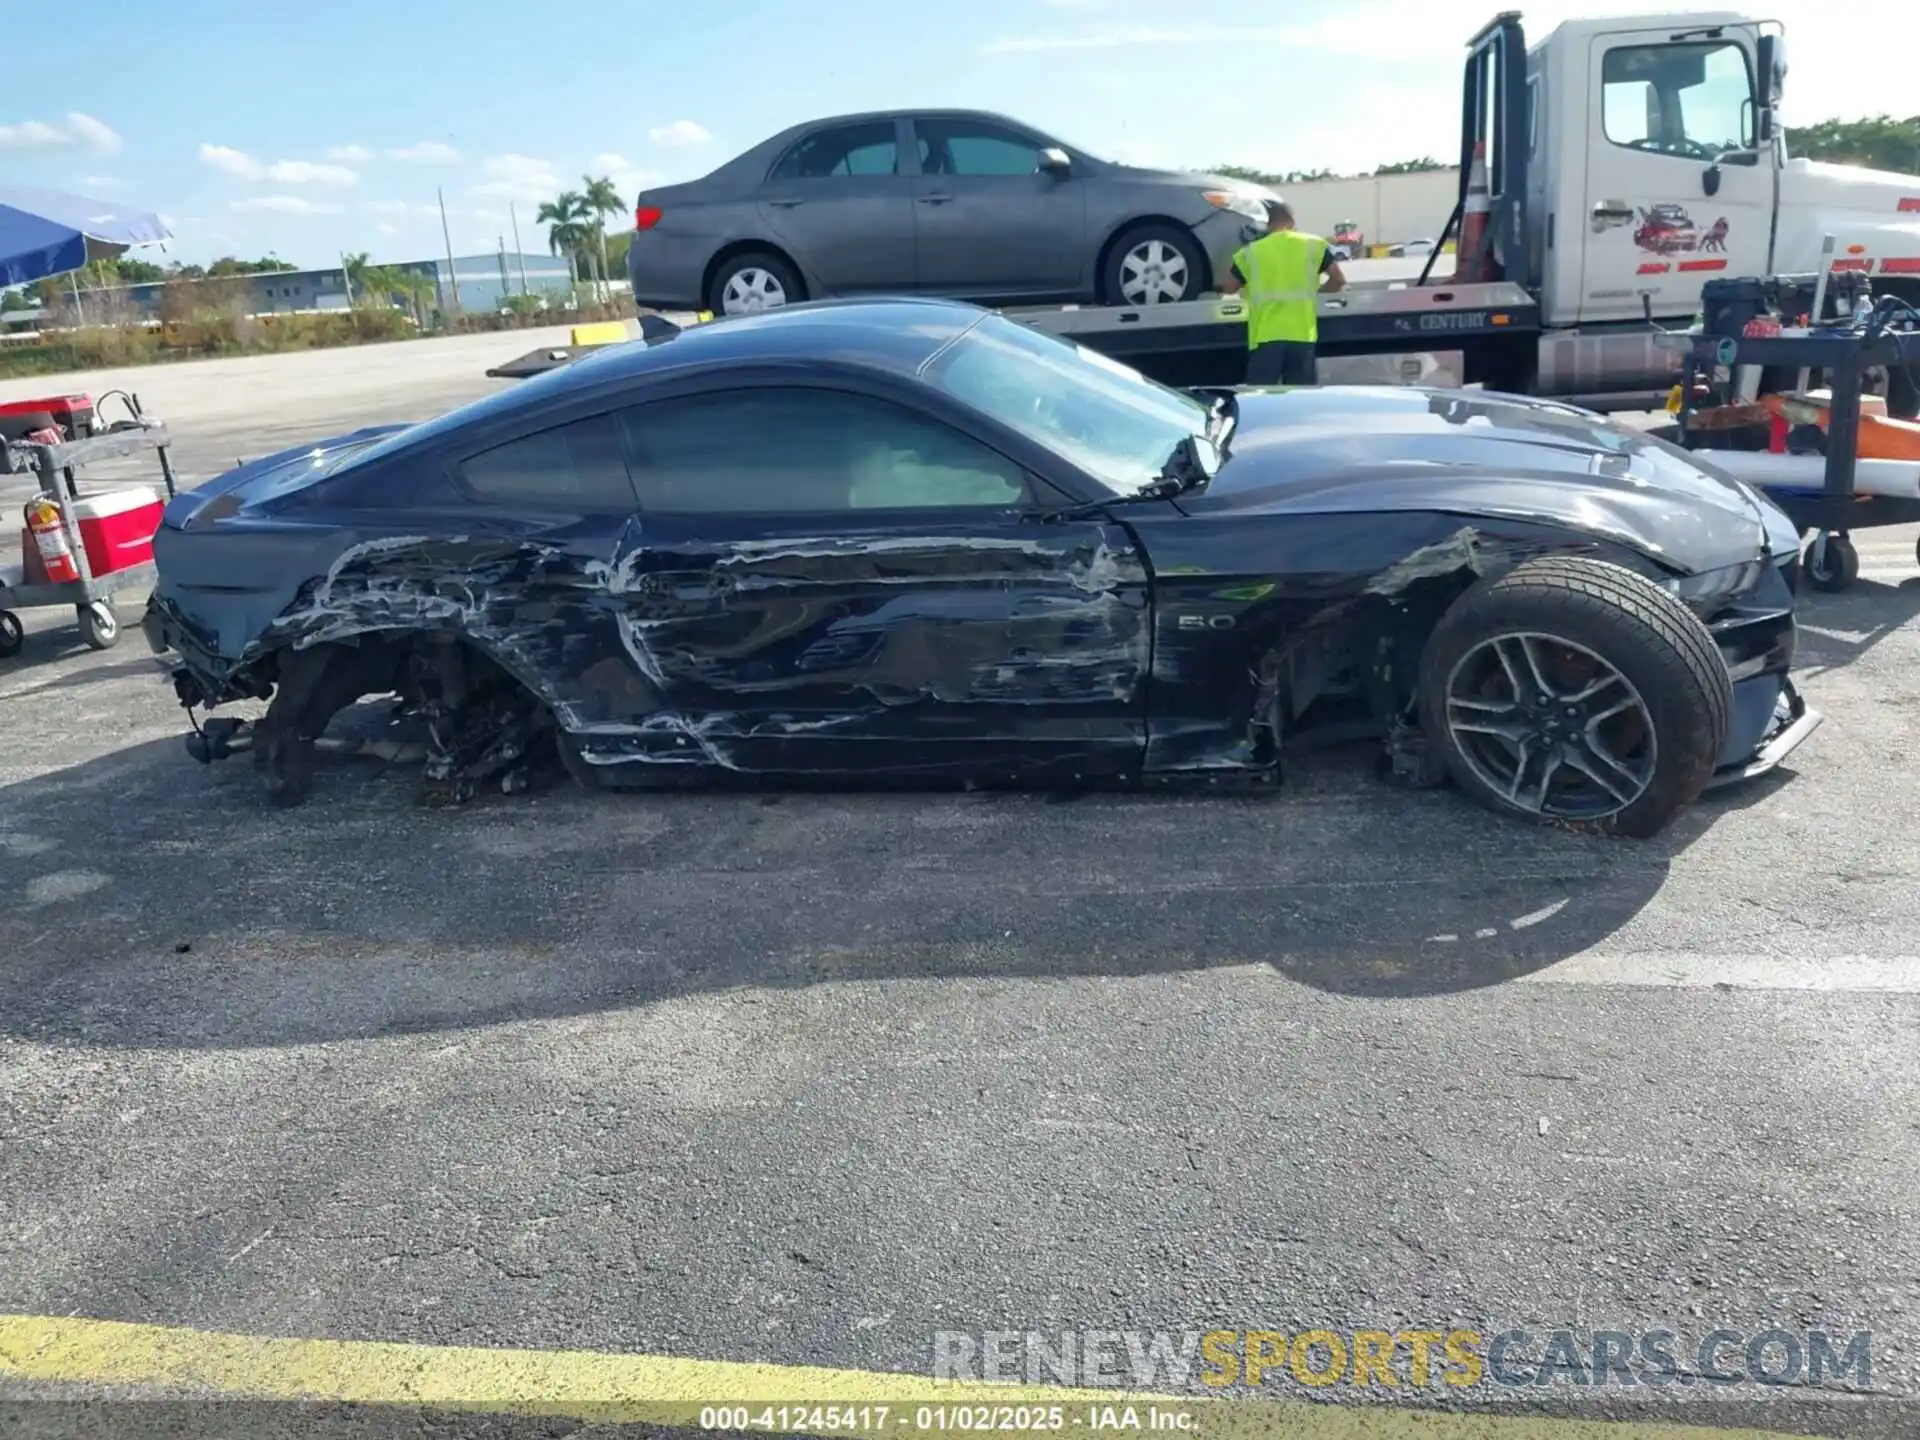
left=769, top=122, right=900, bottom=180
left=457, top=412, right=639, bottom=510
left=916, top=120, right=1046, bottom=177
left=621, top=389, right=1032, bottom=514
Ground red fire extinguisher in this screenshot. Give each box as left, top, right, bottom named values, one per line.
left=25, top=494, right=80, bottom=585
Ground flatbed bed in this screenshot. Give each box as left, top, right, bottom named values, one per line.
left=1003, top=280, right=1542, bottom=389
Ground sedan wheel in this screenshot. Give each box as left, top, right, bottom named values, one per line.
left=1118, top=239, right=1192, bottom=305
left=722, top=267, right=788, bottom=314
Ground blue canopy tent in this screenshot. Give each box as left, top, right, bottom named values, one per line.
left=1, top=183, right=171, bottom=291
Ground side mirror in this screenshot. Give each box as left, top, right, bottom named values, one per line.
left=1038, top=147, right=1071, bottom=176
left=1754, top=33, right=1781, bottom=144
left=1755, top=34, right=1781, bottom=106
left=1704, top=165, right=1722, bottom=198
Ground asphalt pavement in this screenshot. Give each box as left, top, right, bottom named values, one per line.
left=1, top=334, right=1918, bottom=1439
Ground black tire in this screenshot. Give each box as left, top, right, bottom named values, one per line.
left=1887, top=362, right=1920, bottom=422
left=76, top=600, right=119, bottom=651
left=1101, top=222, right=1208, bottom=307
left=705, top=250, right=804, bottom=317
left=1417, top=556, right=1732, bottom=839
left=1803, top=533, right=1858, bottom=593
left=0, top=610, right=22, bottom=658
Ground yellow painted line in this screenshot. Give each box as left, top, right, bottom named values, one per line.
left=0, top=1314, right=1814, bottom=1440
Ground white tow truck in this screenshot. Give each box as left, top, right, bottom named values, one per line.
left=1012, top=8, right=1920, bottom=416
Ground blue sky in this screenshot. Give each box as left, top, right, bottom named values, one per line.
left=4, top=0, right=1913, bottom=271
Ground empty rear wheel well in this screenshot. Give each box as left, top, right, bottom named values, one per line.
left=701, top=242, right=805, bottom=307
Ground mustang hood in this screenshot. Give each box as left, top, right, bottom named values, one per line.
left=1190, top=387, right=1782, bottom=576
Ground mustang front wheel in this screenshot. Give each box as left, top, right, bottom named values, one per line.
left=1417, top=557, right=1732, bottom=838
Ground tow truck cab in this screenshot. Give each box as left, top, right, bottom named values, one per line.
left=1468, top=9, right=1920, bottom=404
left=1016, top=9, right=1920, bottom=414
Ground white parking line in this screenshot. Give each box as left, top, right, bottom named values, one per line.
left=1519, top=952, right=1920, bottom=992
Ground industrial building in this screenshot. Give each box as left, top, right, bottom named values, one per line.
left=63, top=251, right=579, bottom=322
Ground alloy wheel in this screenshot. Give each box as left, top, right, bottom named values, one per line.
left=1442, top=631, right=1658, bottom=820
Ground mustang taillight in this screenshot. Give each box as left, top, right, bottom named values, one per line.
left=634, top=203, right=663, bottom=231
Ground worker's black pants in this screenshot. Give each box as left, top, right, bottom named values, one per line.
left=1246, top=340, right=1317, bottom=386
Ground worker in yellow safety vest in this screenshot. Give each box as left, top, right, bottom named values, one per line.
left=1220, top=199, right=1345, bottom=386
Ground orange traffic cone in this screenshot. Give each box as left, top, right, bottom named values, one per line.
left=1452, top=142, right=1491, bottom=283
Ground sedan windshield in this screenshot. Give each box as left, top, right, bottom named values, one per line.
left=921, top=315, right=1212, bottom=496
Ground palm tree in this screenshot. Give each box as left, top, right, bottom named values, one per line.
left=341, top=251, right=372, bottom=305
left=358, top=265, right=405, bottom=309
left=536, top=191, right=593, bottom=302
left=580, top=174, right=624, bottom=305
left=392, top=269, right=438, bottom=327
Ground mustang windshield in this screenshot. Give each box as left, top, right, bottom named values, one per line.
left=922, top=315, right=1213, bottom=497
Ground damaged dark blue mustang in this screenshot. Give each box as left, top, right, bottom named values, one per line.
left=143, top=297, right=1821, bottom=837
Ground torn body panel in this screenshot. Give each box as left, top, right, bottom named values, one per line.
left=594, top=515, right=1153, bottom=779
left=141, top=302, right=1817, bottom=816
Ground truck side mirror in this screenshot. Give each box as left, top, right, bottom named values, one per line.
left=1755, top=34, right=1781, bottom=106
left=1754, top=33, right=1781, bottom=143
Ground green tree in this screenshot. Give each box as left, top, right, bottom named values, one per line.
left=1786, top=115, right=1920, bottom=173
left=1, top=289, right=30, bottom=313
left=206, top=255, right=295, bottom=277
left=1209, top=164, right=1340, bottom=186
left=390, top=269, right=438, bottom=327
left=537, top=191, right=593, bottom=296
left=580, top=174, right=624, bottom=303
left=1374, top=156, right=1447, bottom=175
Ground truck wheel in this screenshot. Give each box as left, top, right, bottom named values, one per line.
left=1102, top=224, right=1207, bottom=306
left=706, top=251, right=803, bottom=317
left=1417, top=556, right=1731, bottom=839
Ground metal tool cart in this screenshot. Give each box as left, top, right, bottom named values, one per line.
left=0, top=395, right=178, bottom=656
left=1669, top=283, right=1920, bottom=595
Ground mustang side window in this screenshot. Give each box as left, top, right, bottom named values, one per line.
left=621, top=389, right=1031, bottom=514
left=457, top=412, right=639, bottom=510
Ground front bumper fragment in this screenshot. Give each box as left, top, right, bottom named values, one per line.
left=1704, top=676, right=1822, bottom=791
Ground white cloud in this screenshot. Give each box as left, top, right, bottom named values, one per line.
left=389, top=140, right=461, bottom=164
left=199, top=143, right=356, bottom=185
left=471, top=152, right=563, bottom=200
left=365, top=200, right=439, bottom=218
left=267, top=159, right=357, bottom=185
left=0, top=111, right=122, bottom=154
left=80, top=175, right=124, bottom=190
left=327, top=144, right=373, bottom=163
left=229, top=195, right=343, bottom=215
left=376, top=223, right=400, bottom=236
left=590, top=151, right=664, bottom=199
left=648, top=120, right=712, bottom=149
left=198, top=143, right=258, bottom=177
